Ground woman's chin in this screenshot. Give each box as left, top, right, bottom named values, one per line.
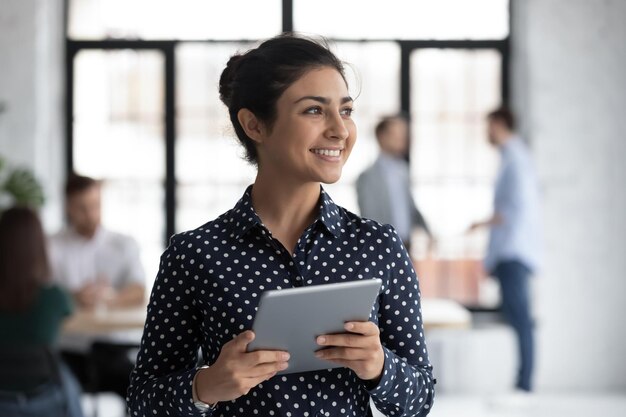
left=317, top=171, right=342, bottom=185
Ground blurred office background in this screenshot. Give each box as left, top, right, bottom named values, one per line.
left=1, top=0, right=625, bottom=416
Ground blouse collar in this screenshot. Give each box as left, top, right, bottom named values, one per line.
left=230, top=185, right=342, bottom=240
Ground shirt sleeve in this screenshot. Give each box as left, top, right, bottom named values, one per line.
left=356, top=171, right=372, bottom=219
left=496, top=158, right=524, bottom=221
left=56, top=285, right=74, bottom=317
left=411, top=203, right=431, bottom=236
left=367, top=224, right=435, bottom=416
left=127, top=235, right=209, bottom=417
left=45, top=284, right=74, bottom=318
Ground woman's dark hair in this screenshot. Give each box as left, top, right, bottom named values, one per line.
left=0, top=206, right=50, bottom=312
left=219, top=33, right=347, bottom=165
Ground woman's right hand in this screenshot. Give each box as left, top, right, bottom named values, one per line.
left=195, top=330, right=290, bottom=405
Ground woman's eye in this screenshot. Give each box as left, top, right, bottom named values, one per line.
left=340, top=107, right=354, bottom=117
left=304, top=106, right=323, bottom=115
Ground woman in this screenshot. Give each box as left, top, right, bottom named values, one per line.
left=0, top=207, right=84, bottom=417
left=128, top=34, right=434, bottom=417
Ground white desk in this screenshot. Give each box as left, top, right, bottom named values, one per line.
left=60, top=306, right=147, bottom=352
left=421, top=298, right=472, bottom=330
left=59, top=298, right=471, bottom=352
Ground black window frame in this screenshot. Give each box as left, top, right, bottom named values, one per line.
left=63, top=0, right=510, bottom=245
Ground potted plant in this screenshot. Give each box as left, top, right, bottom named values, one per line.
left=0, top=155, right=45, bottom=211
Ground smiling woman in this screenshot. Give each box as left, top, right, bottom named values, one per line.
left=237, top=67, right=356, bottom=190
left=127, top=34, right=435, bottom=417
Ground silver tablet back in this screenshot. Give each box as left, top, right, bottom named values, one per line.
left=247, top=278, right=382, bottom=375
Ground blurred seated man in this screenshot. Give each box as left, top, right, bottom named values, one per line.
left=356, top=115, right=434, bottom=252
left=49, top=174, right=145, bottom=309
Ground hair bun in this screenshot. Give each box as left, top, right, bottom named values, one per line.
left=219, top=54, right=245, bottom=108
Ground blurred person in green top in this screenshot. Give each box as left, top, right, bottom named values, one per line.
left=0, top=207, right=84, bottom=417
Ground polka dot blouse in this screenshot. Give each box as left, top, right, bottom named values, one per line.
left=127, top=186, right=435, bottom=417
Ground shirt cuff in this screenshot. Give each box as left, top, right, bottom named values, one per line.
left=171, top=367, right=213, bottom=417
left=364, top=346, right=396, bottom=399
left=192, top=366, right=218, bottom=413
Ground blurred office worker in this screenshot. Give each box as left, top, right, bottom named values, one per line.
left=49, top=175, right=145, bottom=309
left=0, top=207, right=84, bottom=417
left=469, top=108, right=541, bottom=393
left=128, top=35, right=434, bottom=417
left=357, top=116, right=433, bottom=251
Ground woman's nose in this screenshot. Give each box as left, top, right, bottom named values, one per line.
left=326, top=112, right=349, bottom=141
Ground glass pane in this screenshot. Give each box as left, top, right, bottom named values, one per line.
left=410, top=48, right=501, bottom=241
left=410, top=48, right=501, bottom=306
left=175, top=43, right=257, bottom=232
left=323, top=42, right=401, bottom=213
left=73, top=49, right=165, bottom=288
left=68, top=0, right=281, bottom=40
left=175, top=42, right=400, bottom=230
left=295, top=0, right=509, bottom=40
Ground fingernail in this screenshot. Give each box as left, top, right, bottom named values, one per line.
left=317, top=336, right=326, bottom=345
left=282, top=352, right=290, bottom=361
left=315, top=351, right=323, bottom=358
left=281, top=362, right=289, bottom=369
left=345, top=323, right=354, bottom=330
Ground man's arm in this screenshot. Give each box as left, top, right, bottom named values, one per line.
left=73, top=280, right=145, bottom=308
left=468, top=213, right=504, bottom=232
left=411, top=203, right=432, bottom=236
left=110, top=282, right=145, bottom=307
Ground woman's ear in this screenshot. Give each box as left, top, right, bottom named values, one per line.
left=237, top=109, right=266, bottom=144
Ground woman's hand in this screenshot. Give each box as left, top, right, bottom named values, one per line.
left=315, top=321, right=385, bottom=382
left=195, top=331, right=290, bottom=404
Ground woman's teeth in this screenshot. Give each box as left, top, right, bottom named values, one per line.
left=312, top=149, right=341, bottom=157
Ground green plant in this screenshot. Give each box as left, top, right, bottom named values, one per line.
left=0, top=155, right=45, bottom=210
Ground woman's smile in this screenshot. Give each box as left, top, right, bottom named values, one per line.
left=310, top=147, right=344, bottom=162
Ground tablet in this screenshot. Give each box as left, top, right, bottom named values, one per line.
left=247, top=278, right=382, bottom=375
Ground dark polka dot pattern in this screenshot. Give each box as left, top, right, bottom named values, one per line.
left=127, top=186, right=434, bottom=416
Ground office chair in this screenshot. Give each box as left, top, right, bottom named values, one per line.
left=86, top=341, right=140, bottom=417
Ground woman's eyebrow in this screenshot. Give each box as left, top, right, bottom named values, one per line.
left=294, top=95, right=354, bottom=104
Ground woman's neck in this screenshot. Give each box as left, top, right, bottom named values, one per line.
left=251, top=173, right=321, bottom=254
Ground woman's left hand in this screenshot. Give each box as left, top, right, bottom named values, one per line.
left=315, top=321, right=385, bottom=382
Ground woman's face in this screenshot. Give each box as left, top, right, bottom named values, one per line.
left=257, top=66, right=357, bottom=184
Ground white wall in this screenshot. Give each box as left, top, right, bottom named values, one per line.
left=511, top=0, right=626, bottom=391
left=0, top=0, right=65, bottom=231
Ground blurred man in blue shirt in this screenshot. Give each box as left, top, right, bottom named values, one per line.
left=470, top=108, right=541, bottom=393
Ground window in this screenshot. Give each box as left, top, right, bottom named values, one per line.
left=175, top=43, right=256, bottom=231
left=410, top=49, right=501, bottom=245
left=66, top=1, right=509, bottom=306
left=175, top=41, right=400, bottom=228
left=294, top=0, right=509, bottom=40
left=408, top=48, right=502, bottom=306
left=72, top=49, right=166, bottom=280
left=68, top=0, right=281, bottom=40
left=313, top=42, right=400, bottom=212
